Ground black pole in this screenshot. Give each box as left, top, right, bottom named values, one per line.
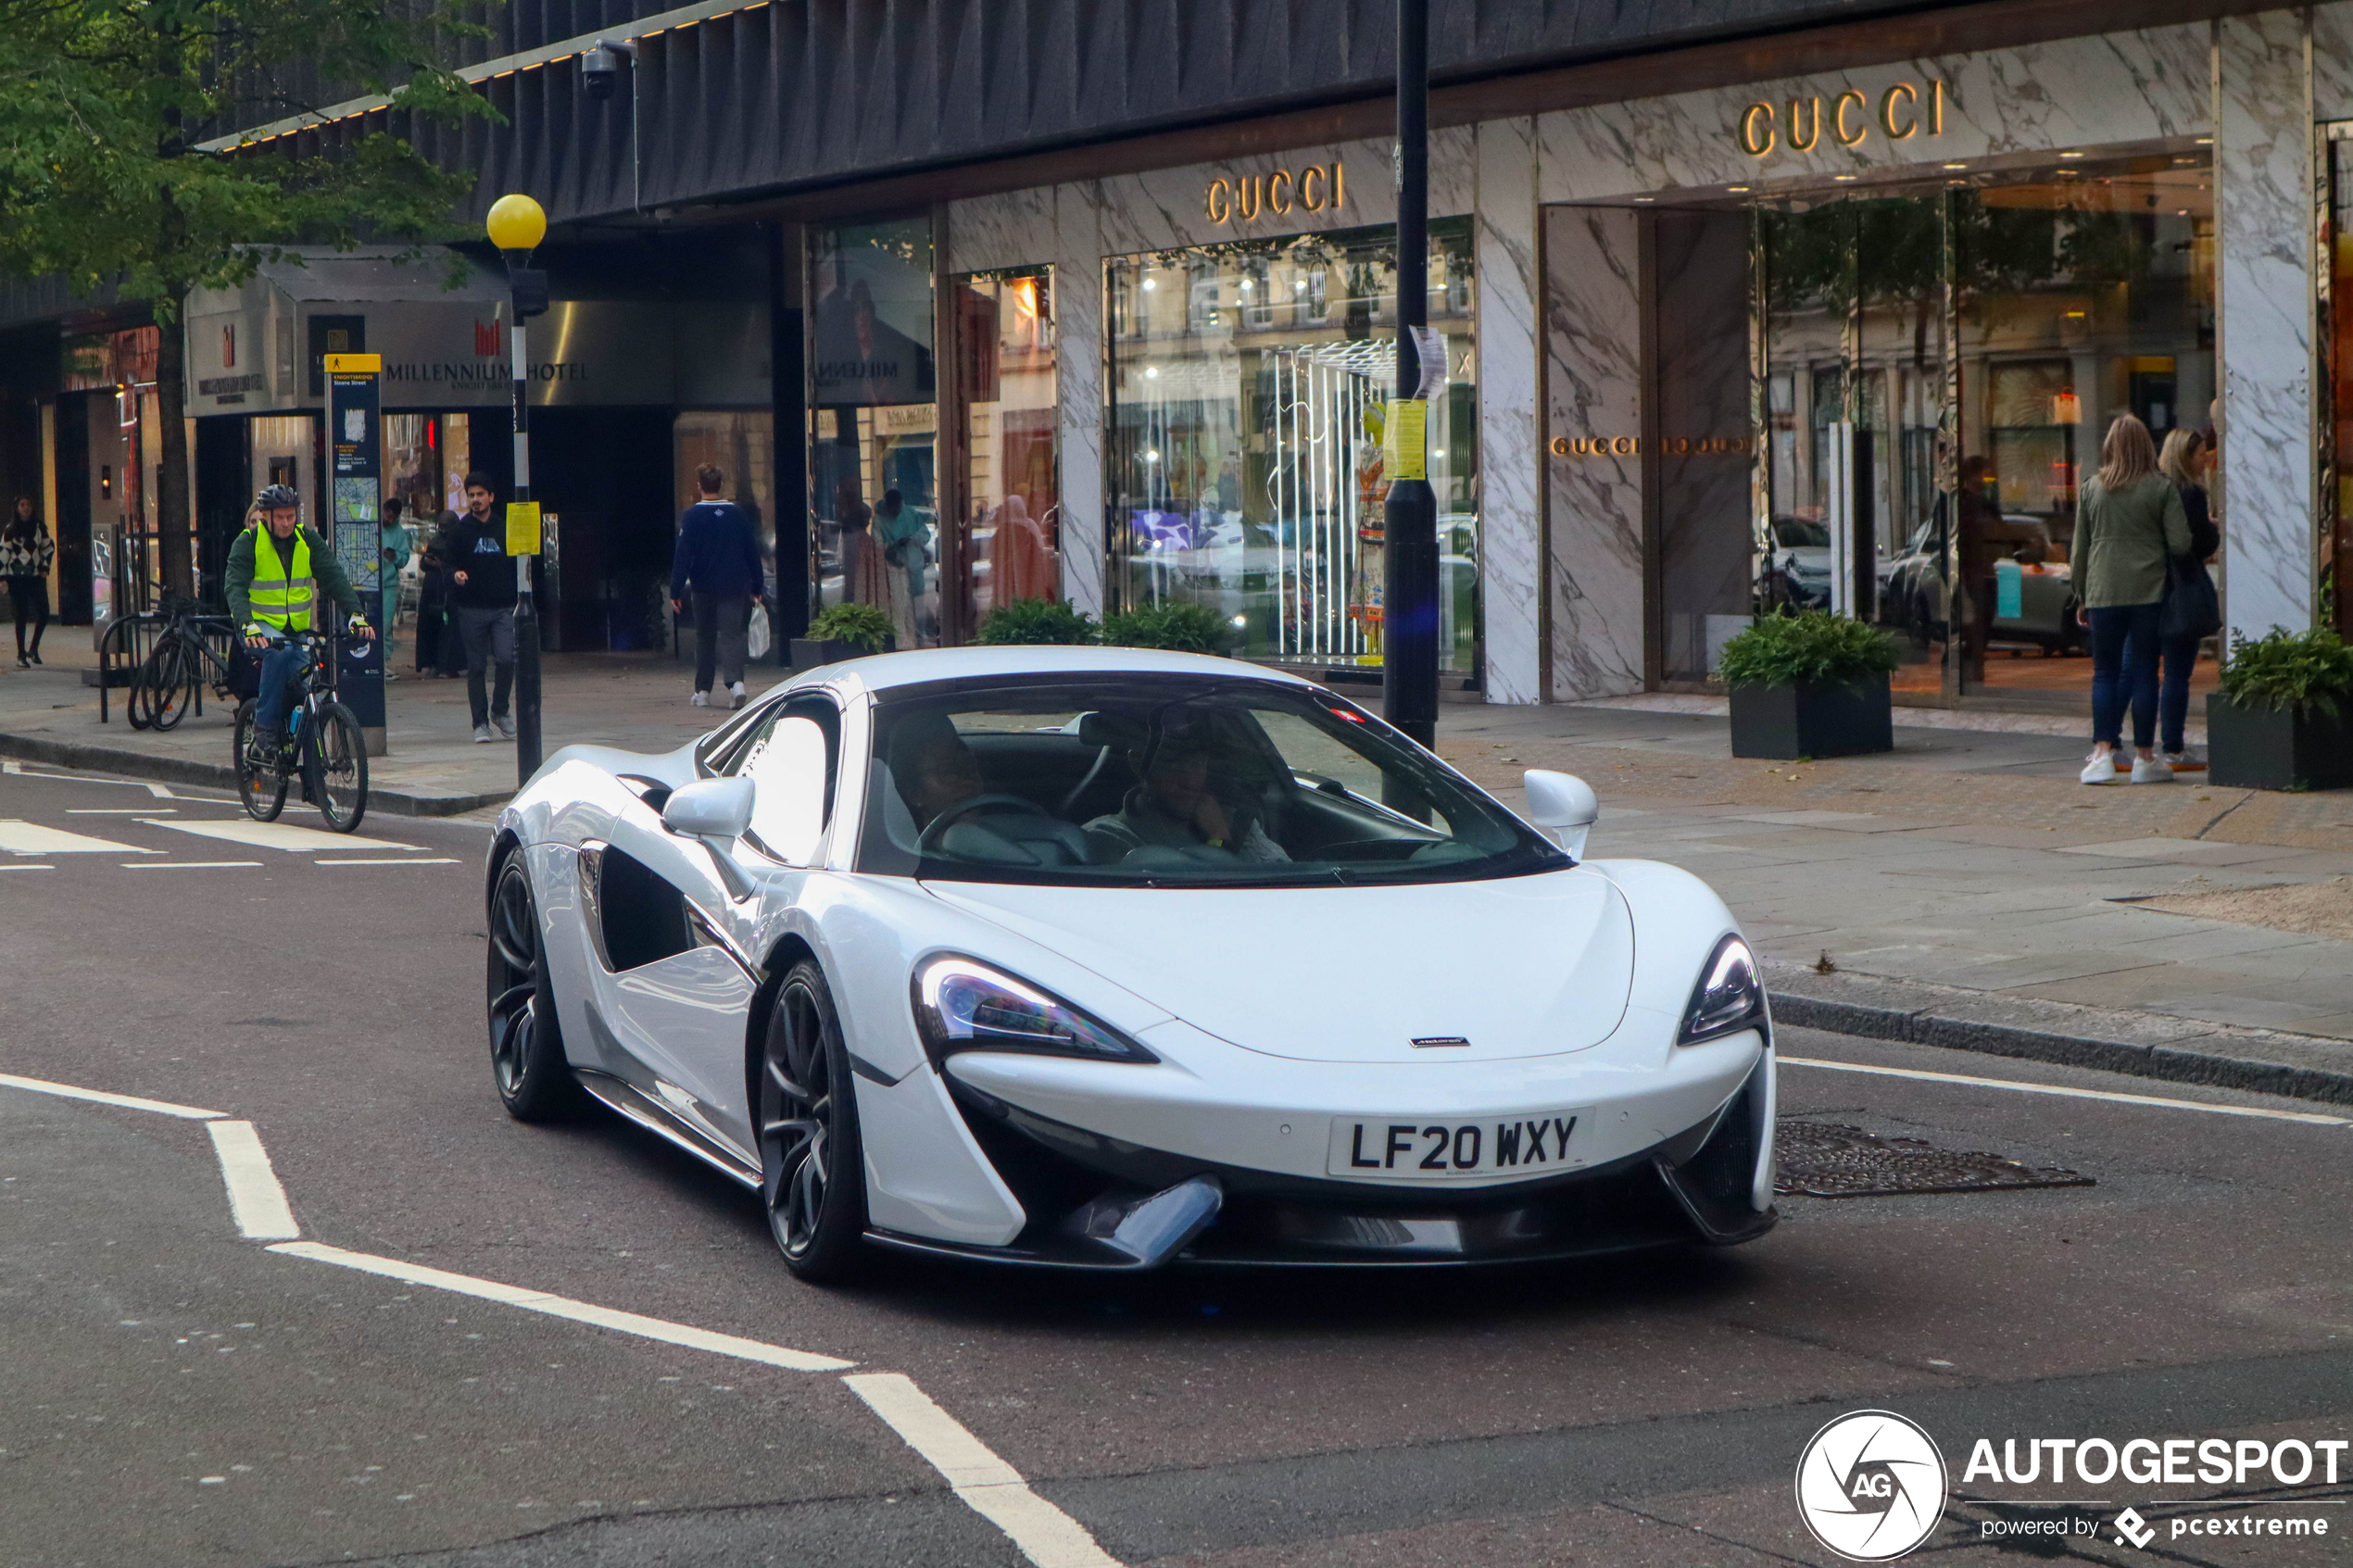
left=506, top=272, right=543, bottom=782
left=1382, top=0, right=1438, bottom=750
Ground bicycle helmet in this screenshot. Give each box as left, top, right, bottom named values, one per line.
left=255, top=483, right=299, bottom=511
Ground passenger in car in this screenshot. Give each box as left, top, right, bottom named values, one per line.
left=1086, top=730, right=1289, bottom=864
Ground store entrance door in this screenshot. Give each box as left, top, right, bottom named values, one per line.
left=1756, top=194, right=1950, bottom=693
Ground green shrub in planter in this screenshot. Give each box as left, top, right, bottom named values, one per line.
left=1101, top=600, right=1238, bottom=654
left=975, top=597, right=1100, bottom=646
left=1719, top=611, right=1898, bottom=759
left=807, top=603, right=893, bottom=653
left=2208, top=628, right=2353, bottom=791
left=791, top=602, right=895, bottom=668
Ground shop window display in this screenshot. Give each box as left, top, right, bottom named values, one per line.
left=950, top=268, right=1059, bottom=630
left=808, top=219, right=939, bottom=648
left=1107, top=220, right=1478, bottom=674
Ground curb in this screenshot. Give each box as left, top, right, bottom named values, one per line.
left=0, top=732, right=510, bottom=818
left=1766, top=974, right=2353, bottom=1108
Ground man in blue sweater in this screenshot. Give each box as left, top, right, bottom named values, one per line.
left=671, top=464, right=766, bottom=709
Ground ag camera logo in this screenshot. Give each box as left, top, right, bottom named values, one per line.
left=1795, top=1410, right=1948, bottom=1562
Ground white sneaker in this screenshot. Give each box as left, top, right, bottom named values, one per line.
left=2131, top=755, right=2174, bottom=784
left=472, top=723, right=494, bottom=744
left=729, top=681, right=748, bottom=710
left=493, top=713, right=516, bottom=740
left=2080, top=753, right=2119, bottom=785
left=690, top=690, right=710, bottom=708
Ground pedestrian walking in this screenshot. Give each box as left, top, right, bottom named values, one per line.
left=2075, top=414, right=2192, bottom=786
left=2, top=496, right=53, bottom=667
left=378, top=496, right=410, bottom=677
left=433, top=473, right=519, bottom=743
left=869, top=488, right=925, bottom=647
left=2157, top=428, right=2221, bottom=770
left=670, top=464, right=764, bottom=709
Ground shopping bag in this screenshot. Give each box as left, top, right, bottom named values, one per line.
left=746, top=601, right=772, bottom=661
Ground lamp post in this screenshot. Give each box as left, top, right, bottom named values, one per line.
left=486, top=194, right=550, bottom=784
left=1381, top=0, right=1438, bottom=750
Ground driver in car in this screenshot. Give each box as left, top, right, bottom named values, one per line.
left=891, top=718, right=987, bottom=831
left=1087, top=727, right=1289, bottom=864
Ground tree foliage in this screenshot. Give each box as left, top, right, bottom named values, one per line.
left=0, top=0, right=495, bottom=591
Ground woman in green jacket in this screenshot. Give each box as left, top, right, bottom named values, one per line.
left=2073, top=414, right=2192, bottom=785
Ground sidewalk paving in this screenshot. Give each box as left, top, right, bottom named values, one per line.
left=6, top=647, right=2350, bottom=1098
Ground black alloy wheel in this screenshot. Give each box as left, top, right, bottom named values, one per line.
left=233, top=699, right=288, bottom=822
left=306, top=699, right=370, bottom=832
left=486, top=854, right=578, bottom=1121
left=758, top=960, right=868, bottom=1282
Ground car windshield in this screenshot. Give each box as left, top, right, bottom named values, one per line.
left=1773, top=518, right=1831, bottom=549
left=858, top=676, right=1567, bottom=887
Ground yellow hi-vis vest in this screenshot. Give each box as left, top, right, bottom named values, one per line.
left=248, top=524, right=317, bottom=631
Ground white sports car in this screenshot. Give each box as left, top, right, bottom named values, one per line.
left=485, top=647, right=1775, bottom=1279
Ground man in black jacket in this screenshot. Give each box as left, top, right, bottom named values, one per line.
left=433, top=472, right=519, bottom=743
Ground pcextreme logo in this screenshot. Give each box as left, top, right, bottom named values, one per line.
left=1794, top=1411, right=1949, bottom=1562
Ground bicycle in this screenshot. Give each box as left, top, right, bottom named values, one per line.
left=128, top=596, right=243, bottom=733
left=233, top=629, right=370, bottom=832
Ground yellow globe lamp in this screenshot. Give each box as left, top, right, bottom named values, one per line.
left=485, top=193, right=547, bottom=254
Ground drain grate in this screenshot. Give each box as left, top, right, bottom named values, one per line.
left=1775, top=1121, right=2094, bottom=1198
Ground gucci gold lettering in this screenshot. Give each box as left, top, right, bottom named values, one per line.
left=1832, top=90, right=1867, bottom=147
left=1550, top=435, right=1752, bottom=458
left=1207, top=161, right=1345, bottom=226
left=1786, top=96, right=1821, bottom=153
left=1735, top=80, right=1946, bottom=159
left=1880, top=82, right=1918, bottom=138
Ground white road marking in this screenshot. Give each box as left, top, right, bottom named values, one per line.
left=267, top=1242, right=858, bottom=1373
left=137, top=818, right=421, bottom=853
left=0, top=1072, right=225, bottom=1119
left=0, top=761, right=174, bottom=797
left=124, top=860, right=263, bottom=870
left=69, top=808, right=174, bottom=814
left=206, top=1121, right=302, bottom=1239
left=0, top=864, right=53, bottom=872
left=1780, top=1056, right=2353, bottom=1125
left=313, top=858, right=460, bottom=867
left=0, top=821, right=157, bottom=855
left=847, top=1373, right=1123, bottom=1568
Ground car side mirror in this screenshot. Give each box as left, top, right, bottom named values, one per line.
left=663, top=776, right=760, bottom=898
left=1522, top=770, right=1598, bottom=859
left=663, top=775, right=755, bottom=840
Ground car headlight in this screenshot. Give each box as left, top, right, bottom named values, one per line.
left=912, top=955, right=1159, bottom=1067
left=1678, top=935, right=1768, bottom=1046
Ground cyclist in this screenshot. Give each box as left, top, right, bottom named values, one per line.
left=227, top=483, right=373, bottom=768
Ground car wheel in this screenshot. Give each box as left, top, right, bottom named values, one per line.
left=486, top=851, right=580, bottom=1121
left=758, top=960, right=869, bottom=1282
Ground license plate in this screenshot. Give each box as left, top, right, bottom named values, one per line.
left=1327, top=1110, right=1592, bottom=1179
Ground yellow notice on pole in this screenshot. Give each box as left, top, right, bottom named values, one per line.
left=505, top=501, right=542, bottom=556
left=1384, top=399, right=1428, bottom=482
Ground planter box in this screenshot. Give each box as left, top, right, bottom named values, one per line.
left=788, top=636, right=892, bottom=669
left=2207, top=695, right=2353, bottom=792
left=1729, top=673, right=1894, bottom=759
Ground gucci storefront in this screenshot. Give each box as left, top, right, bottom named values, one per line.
left=859, top=6, right=2348, bottom=710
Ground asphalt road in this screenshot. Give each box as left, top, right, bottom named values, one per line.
left=2, top=759, right=2348, bottom=1568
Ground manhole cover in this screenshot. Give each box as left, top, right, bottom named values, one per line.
left=1775, top=1122, right=2094, bottom=1198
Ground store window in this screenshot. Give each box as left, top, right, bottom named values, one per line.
left=1107, top=220, right=1478, bottom=673
left=2328, top=132, right=2353, bottom=636
left=950, top=268, right=1059, bottom=630
left=808, top=218, right=937, bottom=646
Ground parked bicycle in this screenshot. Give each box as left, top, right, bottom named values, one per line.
left=233, top=629, right=370, bottom=831
left=127, top=595, right=244, bottom=733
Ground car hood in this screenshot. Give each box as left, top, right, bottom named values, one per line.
left=924, top=871, right=1635, bottom=1063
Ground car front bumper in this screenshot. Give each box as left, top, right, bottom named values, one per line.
left=867, top=1031, right=1776, bottom=1269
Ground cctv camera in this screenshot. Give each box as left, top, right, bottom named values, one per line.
left=581, top=40, right=632, bottom=101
